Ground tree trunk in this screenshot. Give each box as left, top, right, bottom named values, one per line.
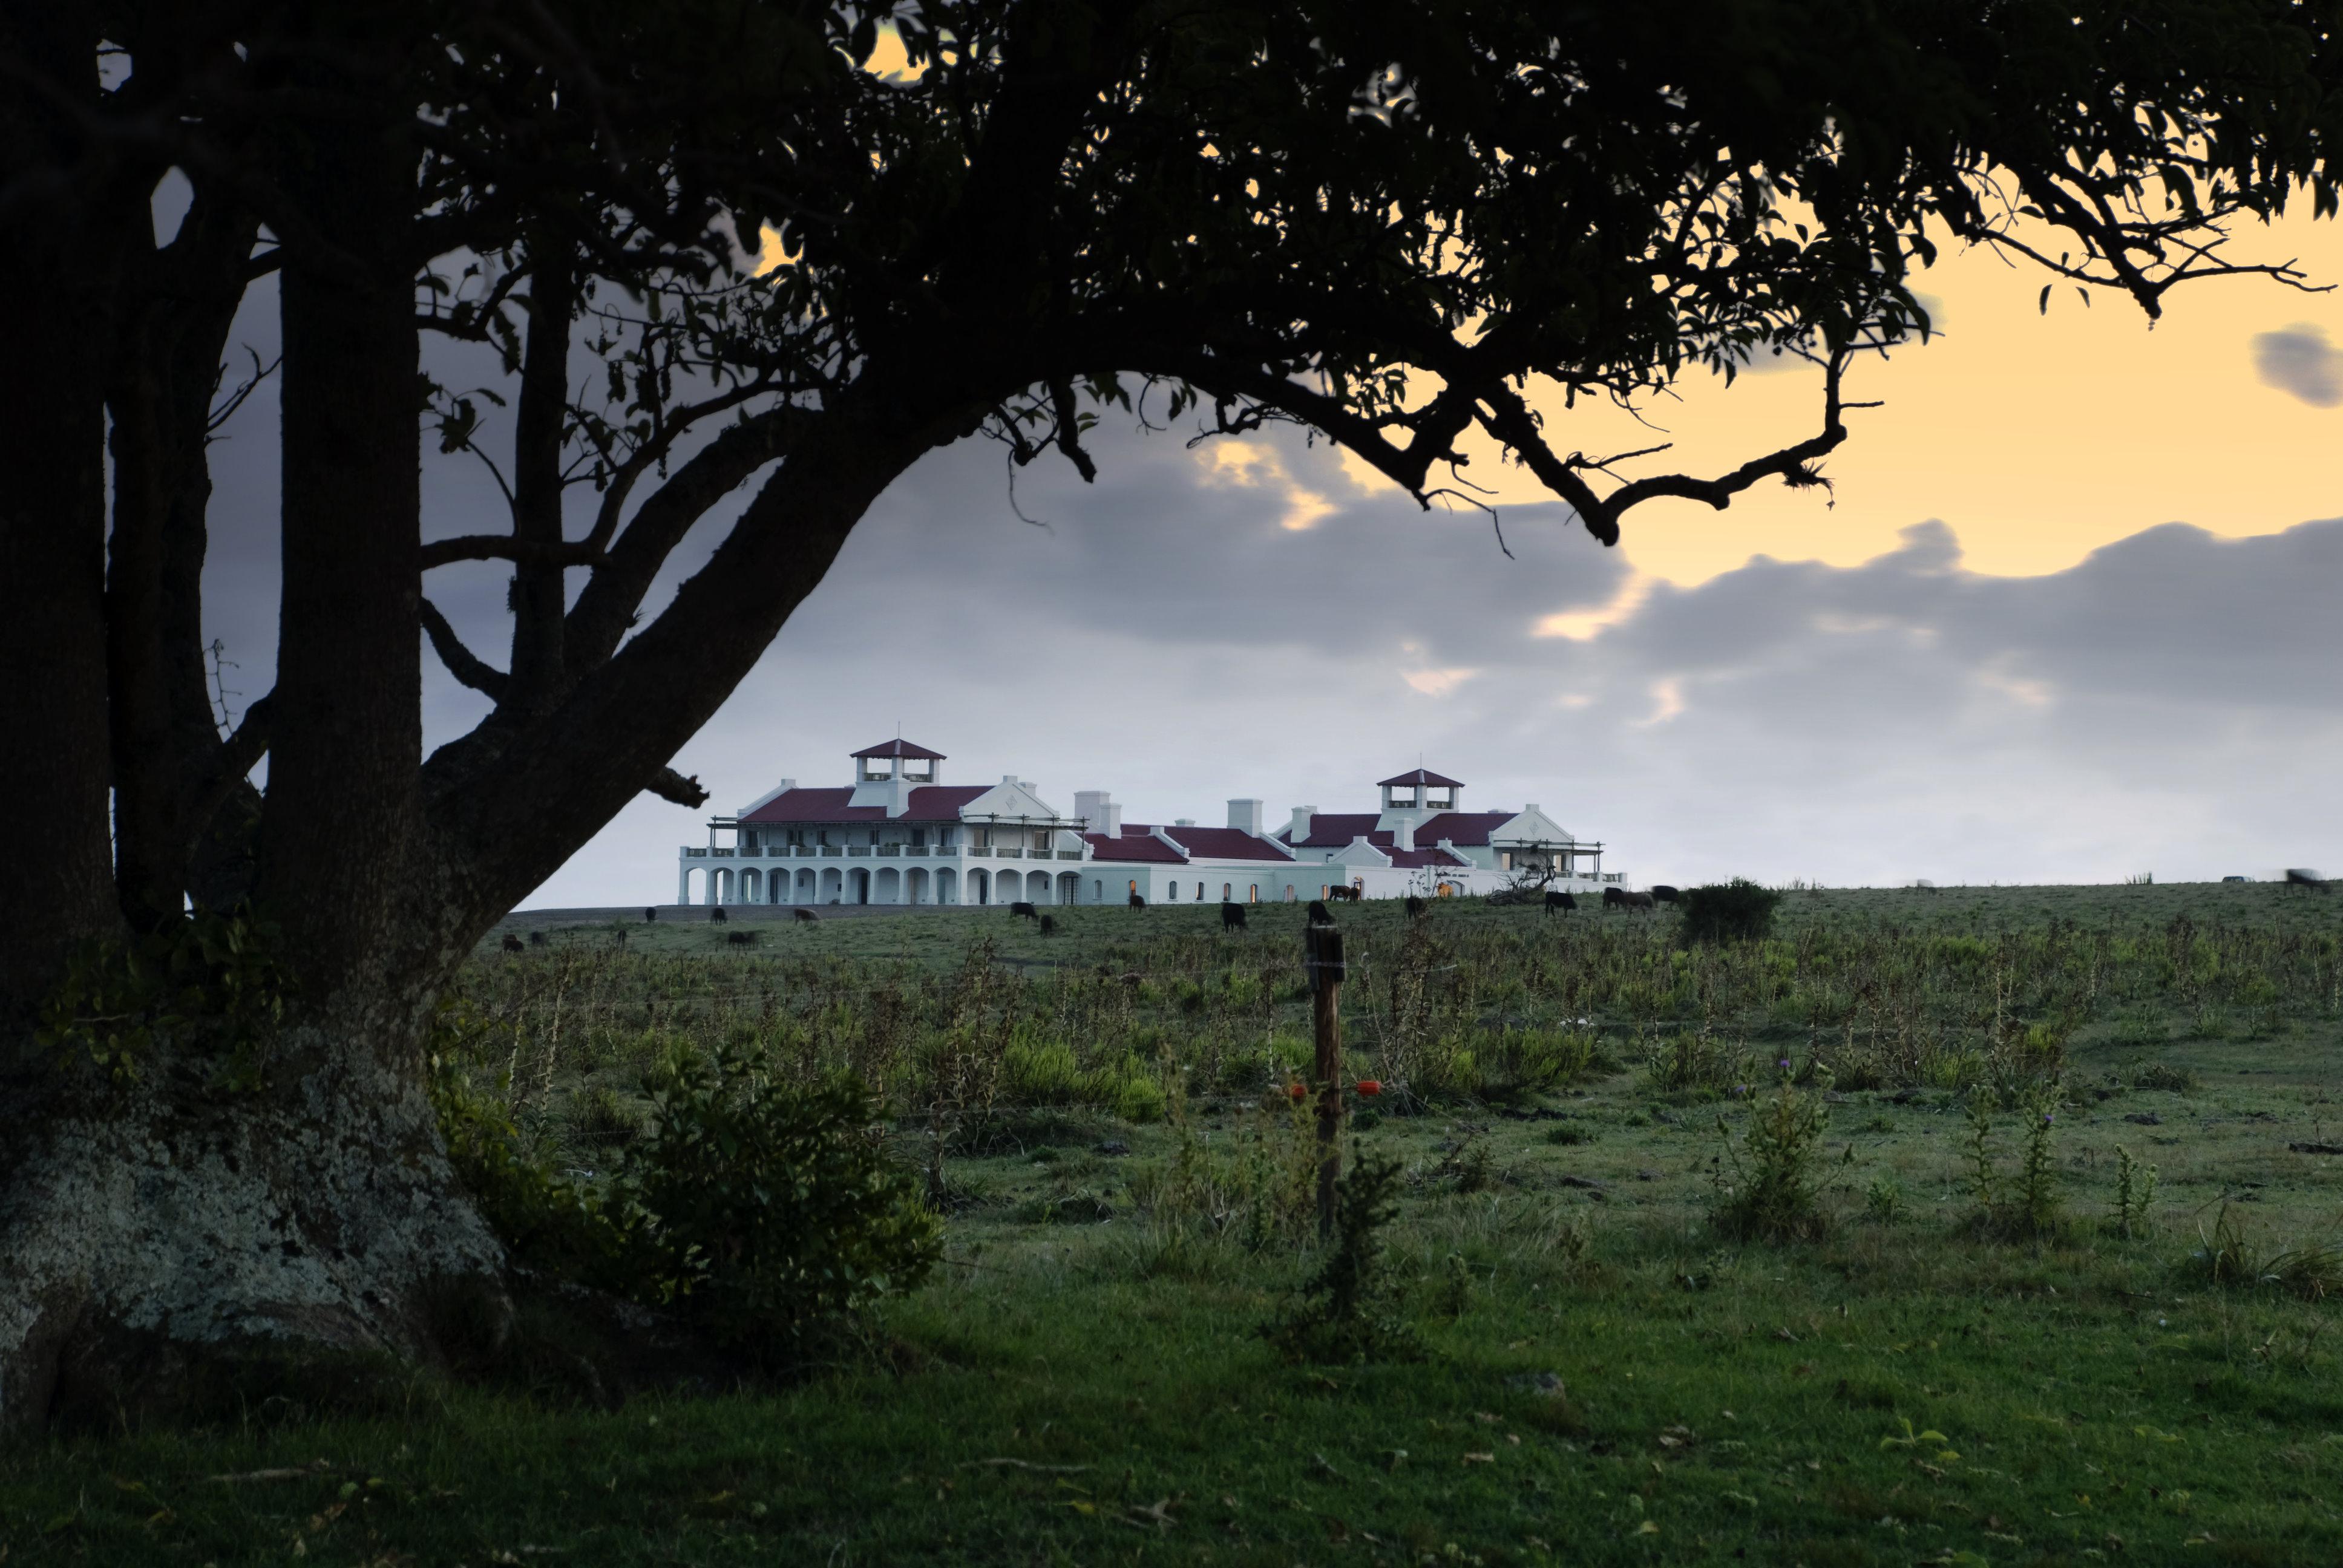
left=0, top=4, right=124, bottom=1035
left=0, top=993, right=505, bottom=1434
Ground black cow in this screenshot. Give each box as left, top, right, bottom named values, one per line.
left=1129, top=892, right=1146, bottom=909
left=1221, top=901, right=1247, bottom=930
left=528, top=929, right=547, bottom=946
left=1602, top=887, right=1656, bottom=911
left=2286, top=867, right=2331, bottom=893
left=1650, top=884, right=1680, bottom=904
left=500, top=933, right=525, bottom=953
left=710, top=906, right=727, bottom=923
left=726, top=930, right=758, bottom=946
left=644, top=906, right=658, bottom=923
left=1543, top=890, right=1576, bottom=915
left=1040, top=914, right=1057, bottom=935
left=1010, top=900, right=1040, bottom=921
left=1327, top=884, right=1362, bottom=903
left=793, top=907, right=819, bottom=923
left=1307, top=900, right=1335, bottom=926
left=1404, top=895, right=1427, bottom=919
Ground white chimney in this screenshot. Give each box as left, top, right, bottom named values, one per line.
left=1020, top=780, right=1037, bottom=794
left=1227, top=798, right=1264, bottom=835
left=778, top=778, right=795, bottom=791
left=1175, top=817, right=1195, bottom=828
left=1002, top=774, right=1020, bottom=785
left=1288, top=805, right=1316, bottom=842
left=1394, top=818, right=1415, bottom=851
left=1074, top=789, right=1121, bottom=837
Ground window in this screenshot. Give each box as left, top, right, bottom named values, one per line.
left=1167, top=882, right=1178, bottom=901
left=1196, top=882, right=1204, bottom=901
left=1249, top=884, right=1259, bottom=903
left=1093, top=880, right=1102, bottom=901
left=816, top=830, right=829, bottom=846
left=1499, top=851, right=1513, bottom=871
left=911, top=827, right=927, bottom=848
left=975, top=828, right=991, bottom=848
left=1032, top=829, right=1049, bottom=851
left=1285, top=886, right=1296, bottom=901
left=1222, top=883, right=1232, bottom=901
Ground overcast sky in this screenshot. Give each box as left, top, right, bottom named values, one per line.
left=191, top=204, right=2343, bottom=905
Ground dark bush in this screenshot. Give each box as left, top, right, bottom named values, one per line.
left=626, top=1049, right=942, bottom=1350
left=1677, top=878, right=1783, bottom=944
left=431, top=1017, right=939, bottom=1355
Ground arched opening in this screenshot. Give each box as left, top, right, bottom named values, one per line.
left=1026, top=870, right=1050, bottom=903
left=876, top=866, right=901, bottom=904
left=937, top=867, right=958, bottom=904
left=852, top=868, right=871, bottom=904
left=820, top=866, right=844, bottom=903
left=1057, top=871, right=1078, bottom=905
left=1285, top=885, right=1296, bottom=901
left=741, top=867, right=761, bottom=903
left=795, top=867, right=816, bottom=903
left=906, top=866, right=929, bottom=904
left=1249, top=884, right=1259, bottom=903
left=1092, top=880, right=1102, bottom=903
left=1221, top=883, right=1231, bottom=901
left=715, top=867, right=734, bottom=904
left=683, top=866, right=704, bottom=905
left=971, top=868, right=990, bottom=905
left=1166, top=881, right=1178, bottom=901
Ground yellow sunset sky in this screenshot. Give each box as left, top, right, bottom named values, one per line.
left=1377, top=209, right=2343, bottom=593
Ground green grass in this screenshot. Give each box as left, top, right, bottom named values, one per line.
left=8, top=881, right=2343, bottom=1564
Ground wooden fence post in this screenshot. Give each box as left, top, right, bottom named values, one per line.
left=1305, top=922, right=1345, bottom=1239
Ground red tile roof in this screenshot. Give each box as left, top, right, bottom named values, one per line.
left=1281, top=812, right=1383, bottom=849
left=907, top=785, right=989, bottom=817
left=851, top=738, right=946, bottom=760
left=1083, top=830, right=1187, bottom=864
left=1388, top=846, right=1473, bottom=869
left=1161, top=826, right=1293, bottom=862
left=739, top=783, right=988, bottom=825
left=1415, top=811, right=1515, bottom=848
left=1377, top=766, right=1464, bottom=788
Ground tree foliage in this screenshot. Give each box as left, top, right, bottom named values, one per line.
left=2, top=0, right=2336, bottom=1027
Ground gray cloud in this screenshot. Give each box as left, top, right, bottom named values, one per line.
left=189, top=305, right=2342, bottom=901
left=2252, top=323, right=2343, bottom=407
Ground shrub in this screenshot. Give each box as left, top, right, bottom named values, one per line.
left=627, top=1050, right=942, bottom=1350
left=436, top=1027, right=940, bottom=1356
left=1677, top=878, right=1784, bottom=944
left=1262, top=1148, right=1423, bottom=1365
left=2111, top=1145, right=2158, bottom=1240
left=1711, top=1070, right=1830, bottom=1241
left=1643, top=1030, right=1749, bottom=1097
left=2134, top=1062, right=2198, bottom=1093
left=2191, top=1206, right=2343, bottom=1301
left=1864, top=1175, right=1907, bottom=1225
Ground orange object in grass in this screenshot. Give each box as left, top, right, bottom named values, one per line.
left=1286, top=1082, right=1308, bottom=1100
left=1355, top=1079, right=1383, bottom=1096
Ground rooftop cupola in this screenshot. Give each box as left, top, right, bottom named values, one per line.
left=1377, top=766, right=1461, bottom=812
left=850, top=739, right=945, bottom=815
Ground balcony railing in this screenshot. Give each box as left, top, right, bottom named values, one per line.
left=847, top=846, right=872, bottom=858
left=1056, top=849, right=1082, bottom=861
left=819, top=846, right=842, bottom=858
left=996, top=847, right=1024, bottom=858
left=711, top=848, right=735, bottom=857
left=684, top=847, right=708, bottom=857
left=877, top=844, right=902, bottom=857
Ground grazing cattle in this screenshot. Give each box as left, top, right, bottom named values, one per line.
left=1650, top=884, right=1680, bottom=904
left=500, top=933, right=525, bottom=953
left=1040, top=914, right=1057, bottom=935
left=1307, top=900, right=1335, bottom=926
left=793, top=907, right=819, bottom=923
left=1404, top=895, right=1427, bottom=919
left=1129, top=892, right=1146, bottom=909
left=644, top=906, right=658, bottom=923
left=1221, top=901, right=1247, bottom=930
left=1543, top=890, right=1576, bottom=915
left=1325, top=884, right=1360, bottom=903
left=528, top=929, right=547, bottom=947
left=2286, top=867, right=2331, bottom=893
left=1602, top=887, right=1656, bottom=911
left=1009, top=900, right=1040, bottom=921
left=710, top=906, right=727, bottom=923
left=726, top=930, right=758, bottom=946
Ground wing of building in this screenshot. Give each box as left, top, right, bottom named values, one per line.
left=677, top=743, right=1616, bottom=907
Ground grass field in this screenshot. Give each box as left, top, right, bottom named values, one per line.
left=8, top=881, right=2343, bottom=1566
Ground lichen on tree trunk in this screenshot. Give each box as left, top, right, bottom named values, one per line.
left=0, top=1005, right=507, bottom=1434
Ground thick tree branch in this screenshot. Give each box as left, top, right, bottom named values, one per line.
left=420, top=598, right=510, bottom=700
left=646, top=766, right=708, bottom=807
left=419, top=534, right=604, bottom=570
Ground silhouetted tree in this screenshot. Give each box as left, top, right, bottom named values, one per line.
left=2, top=0, right=2335, bottom=1427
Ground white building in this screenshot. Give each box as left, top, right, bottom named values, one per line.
left=675, top=742, right=1614, bottom=907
